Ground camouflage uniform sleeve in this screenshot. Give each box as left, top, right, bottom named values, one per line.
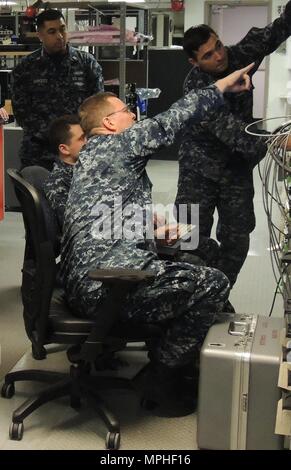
left=43, top=177, right=67, bottom=229
left=11, top=61, right=33, bottom=129
left=204, top=107, right=268, bottom=164
left=126, top=85, right=224, bottom=158
left=234, top=0, right=291, bottom=64
left=85, top=53, right=104, bottom=93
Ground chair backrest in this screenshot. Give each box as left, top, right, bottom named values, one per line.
left=7, top=168, right=58, bottom=359
left=20, top=166, right=60, bottom=255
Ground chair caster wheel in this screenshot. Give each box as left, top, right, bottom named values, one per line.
left=105, top=431, right=120, bottom=450
left=9, top=422, right=24, bottom=441
left=1, top=382, right=15, bottom=398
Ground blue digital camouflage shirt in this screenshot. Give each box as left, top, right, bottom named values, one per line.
left=12, top=45, right=104, bottom=168
left=60, top=85, right=224, bottom=303
left=178, top=2, right=291, bottom=181
left=43, top=159, right=74, bottom=230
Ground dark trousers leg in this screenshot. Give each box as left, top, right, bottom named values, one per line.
left=216, top=230, right=250, bottom=287
left=216, top=171, right=255, bottom=287
left=176, top=170, right=255, bottom=287
left=175, top=174, right=218, bottom=267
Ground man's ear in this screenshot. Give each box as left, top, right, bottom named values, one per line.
left=59, top=143, right=70, bottom=156
left=36, top=31, right=42, bottom=42
left=188, top=58, right=197, bottom=67
left=102, top=116, right=116, bottom=132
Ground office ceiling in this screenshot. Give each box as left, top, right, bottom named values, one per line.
left=5, top=1, right=174, bottom=11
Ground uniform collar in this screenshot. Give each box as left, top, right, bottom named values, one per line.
left=56, top=158, right=75, bottom=170
left=37, top=44, right=77, bottom=63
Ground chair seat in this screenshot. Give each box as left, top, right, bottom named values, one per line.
left=49, top=287, right=95, bottom=333
left=49, top=288, right=162, bottom=340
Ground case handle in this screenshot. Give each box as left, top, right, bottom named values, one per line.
left=228, top=320, right=250, bottom=336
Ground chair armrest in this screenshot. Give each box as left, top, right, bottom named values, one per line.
left=88, top=267, right=155, bottom=284
left=77, top=268, right=156, bottom=362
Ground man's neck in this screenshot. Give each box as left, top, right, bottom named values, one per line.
left=43, top=46, right=67, bottom=58
left=60, top=155, right=75, bottom=165
left=89, top=127, right=113, bottom=136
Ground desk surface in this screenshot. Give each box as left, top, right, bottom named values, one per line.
left=0, top=51, right=32, bottom=57
left=4, top=122, right=22, bottom=131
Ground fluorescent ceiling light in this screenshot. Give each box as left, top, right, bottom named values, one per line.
left=0, top=1, right=17, bottom=4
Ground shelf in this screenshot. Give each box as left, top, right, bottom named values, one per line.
left=58, top=2, right=149, bottom=102
left=70, top=42, right=142, bottom=47
left=49, top=2, right=147, bottom=13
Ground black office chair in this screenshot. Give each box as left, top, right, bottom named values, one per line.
left=1, top=167, right=162, bottom=450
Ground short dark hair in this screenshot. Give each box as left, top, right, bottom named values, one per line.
left=36, top=9, right=65, bottom=30
left=48, top=114, right=80, bottom=155
left=183, top=24, right=217, bottom=59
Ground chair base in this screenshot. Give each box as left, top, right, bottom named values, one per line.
left=2, top=362, right=135, bottom=450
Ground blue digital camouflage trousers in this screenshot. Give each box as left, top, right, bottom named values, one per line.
left=67, top=259, right=230, bottom=368
left=175, top=166, right=255, bottom=287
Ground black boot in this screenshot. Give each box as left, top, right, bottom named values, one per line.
left=224, top=300, right=236, bottom=313
left=141, top=362, right=197, bottom=417
left=178, top=361, right=199, bottom=383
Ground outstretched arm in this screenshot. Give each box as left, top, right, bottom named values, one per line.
left=234, top=1, right=291, bottom=64
left=215, top=63, right=253, bottom=93
left=126, top=64, right=253, bottom=159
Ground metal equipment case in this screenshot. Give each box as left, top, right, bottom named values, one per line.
left=197, top=314, right=284, bottom=449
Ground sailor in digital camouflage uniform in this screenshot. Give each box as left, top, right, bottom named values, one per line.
left=12, top=9, right=103, bottom=171
left=44, top=113, right=220, bottom=267
left=175, top=2, right=291, bottom=287
left=59, top=67, right=252, bottom=413
left=43, top=114, right=86, bottom=229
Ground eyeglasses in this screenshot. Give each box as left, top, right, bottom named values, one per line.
left=106, top=105, right=132, bottom=118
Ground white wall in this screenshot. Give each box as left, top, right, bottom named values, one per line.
left=184, top=0, right=205, bottom=30
left=184, top=0, right=290, bottom=123
left=267, top=0, right=290, bottom=123
left=213, top=5, right=268, bottom=46
left=210, top=5, right=268, bottom=118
